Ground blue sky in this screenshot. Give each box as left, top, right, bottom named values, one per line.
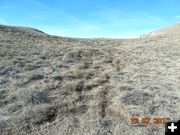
left=0, top=0, right=180, bottom=38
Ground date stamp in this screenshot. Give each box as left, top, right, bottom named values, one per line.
left=131, top=116, right=171, bottom=125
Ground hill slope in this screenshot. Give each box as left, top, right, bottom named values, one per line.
left=0, top=25, right=46, bottom=35
left=142, top=23, right=180, bottom=37
left=0, top=24, right=180, bottom=135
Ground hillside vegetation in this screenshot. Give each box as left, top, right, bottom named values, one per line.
left=0, top=24, right=180, bottom=135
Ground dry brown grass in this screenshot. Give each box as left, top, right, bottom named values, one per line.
left=0, top=24, right=180, bottom=135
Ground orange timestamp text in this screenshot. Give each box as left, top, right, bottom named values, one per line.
left=131, top=116, right=171, bottom=125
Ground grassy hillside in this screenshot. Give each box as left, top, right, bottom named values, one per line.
left=0, top=24, right=180, bottom=135
left=142, top=23, right=180, bottom=37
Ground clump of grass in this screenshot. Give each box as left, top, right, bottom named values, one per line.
left=0, top=79, right=8, bottom=85
left=28, top=104, right=57, bottom=124
left=24, top=64, right=41, bottom=71
left=63, top=80, right=84, bottom=93
left=28, top=74, right=44, bottom=81
left=75, top=80, right=84, bottom=92
left=0, top=90, right=7, bottom=100
left=18, top=89, right=49, bottom=105
left=0, top=90, right=9, bottom=107
left=63, top=50, right=82, bottom=63
left=122, top=91, right=153, bottom=105
left=63, top=69, right=83, bottom=80
left=113, top=59, right=121, bottom=71
left=4, top=102, right=23, bottom=113
left=63, top=68, right=95, bottom=81
left=78, top=60, right=92, bottom=69
left=52, top=75, right=63, bottom=81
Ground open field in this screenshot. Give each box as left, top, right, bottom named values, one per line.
left=0, top=24, right=180, bottom=135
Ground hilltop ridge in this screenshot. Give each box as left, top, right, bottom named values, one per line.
left=0, top=25, right=46, bottom=36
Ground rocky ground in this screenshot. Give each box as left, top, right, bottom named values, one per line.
left=0, top=24, right=180, bottom=135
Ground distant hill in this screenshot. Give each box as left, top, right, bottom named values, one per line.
left=0, top=25, right=46, bottom=36
left=142, top=23, right=180, bottom=37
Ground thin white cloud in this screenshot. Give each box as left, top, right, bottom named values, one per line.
left=29, top=0, right=63, bottom=15
left=29, top=0, right=48, bottom=9
left=40, top=23, right=100, bottom=38
left=175, top=15, right=180, bottom=18
left=29, top=0, right=102, bottom=36
left=67, top=15, right=101, bottom=32
left=140, top=12, right=166, bottom=25
left=91, top=7, right=167, bottom=27
left=97, top=7, right=124, bottom=21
